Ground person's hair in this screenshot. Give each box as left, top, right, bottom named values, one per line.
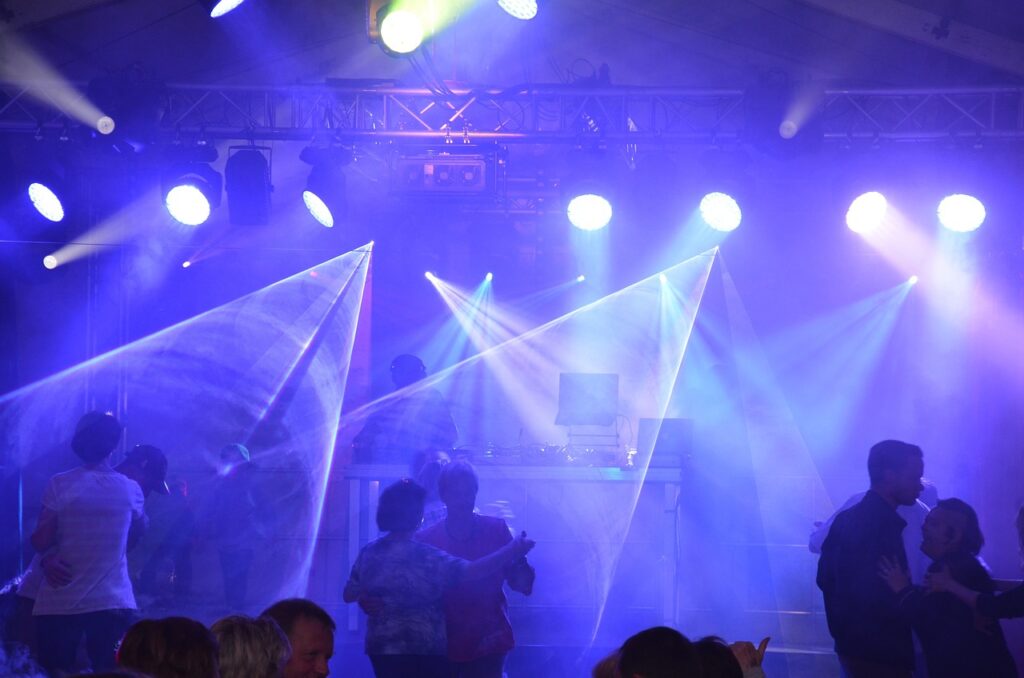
left=618, top=626, right=699, bottom=678
left=437, top=459, right=478, bottom=499
left=117, top=617, right=218, bottom=678
left=936, top=497, right=985, bottom=556
left=212, top=615, right=290, bottom=678
left=694, top=636, right=742, bottom=678
left=591, top=648, right=621, bottom=678
left=376, top=479, right=426, bottom=532
left=71, top=411, right=122, bottom=462
left=260, top=598, right=336, bottom=638
left=867, top=439, right=922, bottom=487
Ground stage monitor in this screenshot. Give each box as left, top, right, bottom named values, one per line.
left=555, top=373, right=618, bottom=426
left=637, top=418, right=693, bottom=467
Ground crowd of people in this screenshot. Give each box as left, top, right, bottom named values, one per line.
left=4, top=399, right=1024, bottom=677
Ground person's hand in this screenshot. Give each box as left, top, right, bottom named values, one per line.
left=40, top=553, right=72, bottom=587
left=926, top=565, right=954, bottom=593
left=512, top=531, right=535, bottom=559
left=878, top=555, right=910, bottom=592
left=506, top=557, right=535, bottom=595
left=357, top=595, right=384, bottom=616
left=730, top=637, right=770, bottom=668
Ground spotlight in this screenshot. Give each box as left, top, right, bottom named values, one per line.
left=699, top=192, right=742, bottom=232
left=658, top=273, right=668, bottom=285
left=778, top=120, right=798, bottom=139
left=162, top=159, right=222, bottom=227
left=846, top=191, right=888, bottom=235
left=201, top=0, right=247, bottom=18
left=182, top=261, right=192, bottom=269
left=937, top=194, right=985, bottom=233
left=908, top=275, right=919, bottom=285
left=567, top=194, right=612, bottom=231
left=380, top=9, right=426, bottom=53
left=96, top=116, right=116, bottom=135
left=576, top=274, right=586, bottom=283
left=42, top=255, right=58, bottom=270
left=498, top=0, right=538, bottom=20
left=425, top=271, right=436, bottom=281
left=225, top=147, right=272, bottom=226
left=485, top=272, right=494, bottom=282
left=28, top=182, right=65, bottom=223
left=300, top=146, right=349, bottom=228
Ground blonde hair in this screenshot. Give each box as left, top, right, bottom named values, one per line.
left=211, top=615, right=290, bottom=678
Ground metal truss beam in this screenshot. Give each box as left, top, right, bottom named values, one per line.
left=1, top=81, right=1023, bottom=145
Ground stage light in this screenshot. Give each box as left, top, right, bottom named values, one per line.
left=699, top=192, right=742, bottom=232
left=28, top=182, right=65, bottom=223
left=778, top=120, right=798, bottom=139
left=225, top=147, right=272, bottom=226
left=659, top=273, right=668, bottom=285
left=567, top=194, right=612, bottom=231
left=300, top=146, right=349, bottom=228
left=96, top=116, right=116, bottom=135
left=576, top=274, right=586, bottom=283
left=202, top=0, right=247, bottom=18
left=425, top=271, right=436, bottom=281
left=182, top=261, right=192, bottom=269
left=162, top=146, right=222, bottom=227
left=937, top=194, right=985, bottom=233
left=498, top=0, right=538, bottom=20
left=846, top=192, right=888, bottom=235
left=380, top=9, right=425, bottom=54
left=485, top=272, right=494, bottom=282
left=165, top=185, right=212, bottom=226
left=908, top=275, right=919, bottom=285
left=42, top=255, right=58, bottom=270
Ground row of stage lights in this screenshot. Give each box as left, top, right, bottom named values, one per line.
left=24, top=145, right=350, bottom=230
left=568, top=191, right=989, bottom=234
left=25, top=178, right=989, bottom=239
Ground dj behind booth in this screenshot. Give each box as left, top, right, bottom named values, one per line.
left=344, top=371, right=693, bottom=658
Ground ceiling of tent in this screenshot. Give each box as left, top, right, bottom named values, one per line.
left=2, top=0, right=1023, bottom=91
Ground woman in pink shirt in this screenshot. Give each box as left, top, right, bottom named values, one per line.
left=416, top=461, right=535, bottom=678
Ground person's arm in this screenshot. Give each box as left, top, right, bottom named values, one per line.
left=462, top=532, right=534, bottom=581
left=126, top=482, right=147, bottom=550
left=929, top=567, right=1024, bottom=618
left=127, top=513, right=149, bottom=551
left=343, top=550, right=367, bottom=604
left=31, top=507, right=58, bottom=553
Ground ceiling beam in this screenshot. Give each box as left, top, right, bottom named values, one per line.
left=797, top=0, right=1024, bottom=77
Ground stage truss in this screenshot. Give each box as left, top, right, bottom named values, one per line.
left=1, top=82, right=1023, bottom=145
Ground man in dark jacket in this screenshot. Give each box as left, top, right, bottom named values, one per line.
left=817, top=440, right=924, bottom=678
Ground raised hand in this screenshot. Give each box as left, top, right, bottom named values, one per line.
left=512, top=531, right=536, bottom=558
left=730, top=637, right=770, bottom=668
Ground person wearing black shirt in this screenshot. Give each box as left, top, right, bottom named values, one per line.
left=878, top=498, right=1017, bottom=678
left=817, top=440, right=924, bottom=678
left=928, top=504, right=1024, bottom=622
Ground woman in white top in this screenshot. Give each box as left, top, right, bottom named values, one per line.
left=31, top=411, right=146, bottom=674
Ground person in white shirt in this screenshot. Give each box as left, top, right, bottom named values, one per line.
left=30, top=411, right=147, bottom=674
